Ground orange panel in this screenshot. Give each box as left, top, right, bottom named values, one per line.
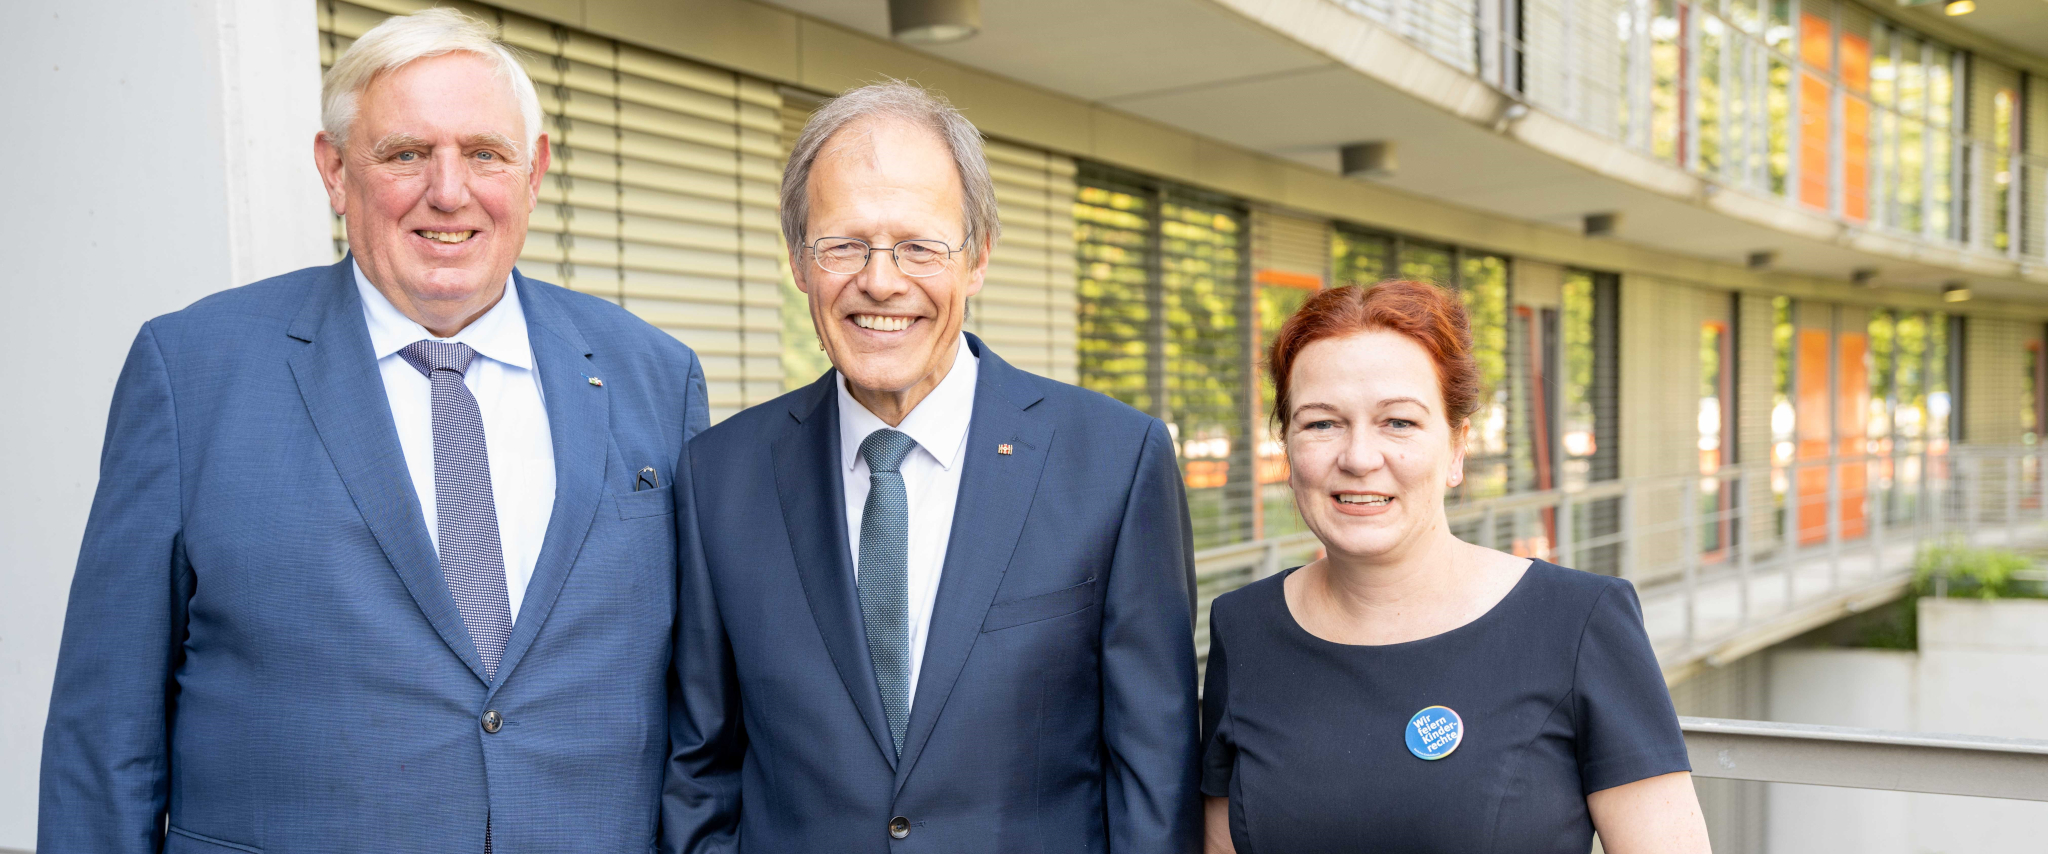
left=1800, top=13, right=1833, bottom=68
left=1843, top=98, right=1870, bottom=222
left=1799, top=74, right=1831, bottom=210
left=1796, top=330, right=1832, bottom=544
left=1838, top=333, right=1869, bottom=539
left=1840, top=33, right=1870, bottom=93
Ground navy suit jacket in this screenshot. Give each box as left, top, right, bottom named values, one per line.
left=671, top=334, right=1202, bottom=853
left=39, top=259, right=709, bottom=853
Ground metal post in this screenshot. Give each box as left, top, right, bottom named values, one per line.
left=1557, top=492, right=1576, bottom=568
left=2008, top=455, right=2021, bottom=546
left=1737, top=469, right=1752, bottom=627
left=1828, top=453, right=1842, bottom=590
left=1871, top=454, right=1887, bottom=578
left=1622, top=483, right=1638, bottom=580
left=1483, top=505, right=1499, bottom=552
left=1783, top=460, right=1799, bottom=609
left=1683, top=476, right=1700, bottom=648
left=1957, top=452, right=1974, bottom=544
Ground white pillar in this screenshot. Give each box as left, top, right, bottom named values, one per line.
left=0, top=1, right=326, bottom=847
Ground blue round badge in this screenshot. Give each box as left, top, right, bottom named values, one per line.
left=1405, top=706, right=1463, bottom=760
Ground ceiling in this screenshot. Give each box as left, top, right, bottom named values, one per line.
left=764, top=0, right=2041, bottom=302
left=1893, top=0, right=2048, bottom=66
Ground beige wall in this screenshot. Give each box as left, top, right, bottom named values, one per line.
left=1962, top=315, right=2041, bottom=445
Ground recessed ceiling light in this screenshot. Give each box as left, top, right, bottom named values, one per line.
left=1944, top=0, right=1975, bottom=16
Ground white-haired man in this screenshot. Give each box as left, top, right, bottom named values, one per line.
left=672, top=81, right=1203, bottom=852
left=38, top=9, right=707, bottom=852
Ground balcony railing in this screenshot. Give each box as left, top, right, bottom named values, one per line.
left=1682, top=716, right=2048, bottom=802
left=1330, top=0, right=2048, bottom=268
left=1194, top=445, right=2048, bottom=673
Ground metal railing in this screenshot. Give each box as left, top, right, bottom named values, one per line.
left=1194, top=444, right=2048, bottom=670
left=1682, top=716, right=2048, bottom=802
left=1328, top=0, right=2048, bottom=268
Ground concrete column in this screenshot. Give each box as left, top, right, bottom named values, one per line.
left=0, top=1, right=326, bottom=846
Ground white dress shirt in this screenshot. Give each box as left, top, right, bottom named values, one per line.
left=356, top=262, right=555, bottom=623
left=839, top=334, right=979, bottom=706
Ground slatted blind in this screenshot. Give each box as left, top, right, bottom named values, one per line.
left=974, top=140, right=1079, bottom=384
left=318, top=0, right=786, bottom=423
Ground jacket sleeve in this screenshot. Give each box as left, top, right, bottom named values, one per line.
left=660, top=434, right=746, bottom=854
left=39, top=322, right=192, bottom=853
left=1100, top=418, right=1204, bottom=853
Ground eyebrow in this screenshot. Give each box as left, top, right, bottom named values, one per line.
left=1291, top=397, right=1434, bottom=415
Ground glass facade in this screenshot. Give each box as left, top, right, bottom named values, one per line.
left=1075, top=165, right=1253, bottom=549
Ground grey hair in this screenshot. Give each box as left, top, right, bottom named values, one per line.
left=321, top=7, right=543, bottom=161
left=780, top=81, right=1001, bottom=266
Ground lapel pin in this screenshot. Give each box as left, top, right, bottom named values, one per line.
left=587, top=376, right=604, bottom=387
left=997, top=443, right=1013, bottom=455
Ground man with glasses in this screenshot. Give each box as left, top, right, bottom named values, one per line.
left=668, top=81, right=1203, bottom=852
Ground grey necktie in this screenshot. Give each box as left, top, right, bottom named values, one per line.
left=857, top=428, right=918, bottom=756
left=399, top=340, right=514, bottom=681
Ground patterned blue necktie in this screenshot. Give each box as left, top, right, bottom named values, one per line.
left=399, top=340, right=514, bottom=681
left=858, top=428, right=918, bottom=756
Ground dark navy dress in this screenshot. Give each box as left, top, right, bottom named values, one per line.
left=1200, top=560, right=1689, bottom=853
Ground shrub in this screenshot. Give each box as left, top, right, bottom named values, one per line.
left=1910, top=540, right=2045, bottom=600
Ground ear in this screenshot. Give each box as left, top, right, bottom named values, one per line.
left=789, top=242, right=813, bottom=295
left=1446, top=420, right=1469, bottom=488
left=313, top=131, right=348, bottom=216
left=525, top=132, right=551, bottom=209
left=963, top=234, right=991, bottom=299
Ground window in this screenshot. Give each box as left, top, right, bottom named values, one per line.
left=1700, top=318, right=1736, bottom=556
left=1563, top=270, right=1622, bottom=574
left=1075, top=166, right=1252, bottom=549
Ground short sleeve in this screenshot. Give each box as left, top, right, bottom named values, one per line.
left=1199, top=605, right=1235, bottom=798
left=1572, top=579, right=1692, bottom=794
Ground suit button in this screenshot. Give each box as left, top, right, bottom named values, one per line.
left=888, top=816, right=910, bottom=839
left=481, top=710, right=503, bottom=733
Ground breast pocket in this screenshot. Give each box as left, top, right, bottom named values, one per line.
left=981, top=577, right=1098, bottom=633
left=614, top=485, right=676, bottom=520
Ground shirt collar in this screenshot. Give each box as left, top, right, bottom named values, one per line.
left=354, top=259, right=532, bottom=371
left=838, top=333, right=980, bottom=473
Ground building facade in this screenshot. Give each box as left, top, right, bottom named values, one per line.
left=4, top=0, right=2046, bottom=848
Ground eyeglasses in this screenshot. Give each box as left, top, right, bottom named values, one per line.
left=805, top=237, right=960, bottom=277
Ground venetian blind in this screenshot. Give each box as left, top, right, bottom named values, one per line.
left=318, top=0, right=786, bottom=423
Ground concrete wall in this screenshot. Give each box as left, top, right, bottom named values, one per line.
left=0, top=1, right=327, bottom=846
left=1764, top=599, right=2048, bottom=854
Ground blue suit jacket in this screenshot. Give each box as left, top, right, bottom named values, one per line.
left=671, top=335, right=1202, bottom=853
left=39, top=259, right=709, bottom=853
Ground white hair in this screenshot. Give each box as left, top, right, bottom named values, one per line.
left=321, top=7, right=543, bottom=160
left=781, top=81, right=1001, bottom=265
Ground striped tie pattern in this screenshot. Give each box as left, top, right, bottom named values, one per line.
left=399, top=340, right=514, bottom=680
left=857, top=428, right=918, bottom=756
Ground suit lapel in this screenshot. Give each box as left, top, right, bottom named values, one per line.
left=287, top=259, right=488, bottom=683
left=490, top=273, right=610, bottom=689
left=894, top=336, right=1053, bottom=793
left=772, top=374, right=900, bottom=768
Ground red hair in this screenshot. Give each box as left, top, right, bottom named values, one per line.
left=1267, top=280, right=1480, bottom=432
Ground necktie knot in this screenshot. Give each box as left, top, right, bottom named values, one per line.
left=859, top=428, right=918, bottom=474
left=399, top=340, right=478, bottom=378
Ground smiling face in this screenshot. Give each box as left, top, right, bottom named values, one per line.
left=315, top=51, right=547, bottom=335
left=795, top=116, right=987, bottom=420
left=1284, top=329, right=1468, bottom=564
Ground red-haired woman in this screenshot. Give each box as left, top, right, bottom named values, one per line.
left=1199, top=281, right=1710, bottom=854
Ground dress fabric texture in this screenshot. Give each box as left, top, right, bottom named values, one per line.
left=1200, top=560, right=1689, bottom=854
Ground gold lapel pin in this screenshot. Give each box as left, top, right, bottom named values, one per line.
left=587, top=377, right=604, bottom=387
left=997, top=443, right=1013, bottom=455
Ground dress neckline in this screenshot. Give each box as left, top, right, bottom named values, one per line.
left=1271, top=558, right=1545, bottom=650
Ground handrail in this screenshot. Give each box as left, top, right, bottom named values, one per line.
left=1191, top=445, right=2048, bottom=674
left=1681, top=717, right=2048, bottom=802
